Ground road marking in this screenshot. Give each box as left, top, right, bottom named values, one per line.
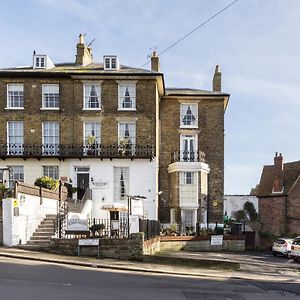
left=0, top=278, right=71, bottom=287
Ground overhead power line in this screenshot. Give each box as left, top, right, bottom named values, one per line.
left=140, top=0, right=240, bottom=69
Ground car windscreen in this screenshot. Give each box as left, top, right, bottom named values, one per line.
left=274, top=239, right=285, bottom=244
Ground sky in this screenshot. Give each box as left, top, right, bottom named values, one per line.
left=0, top=0, right=299, bottom=195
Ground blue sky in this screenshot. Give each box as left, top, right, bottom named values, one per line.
left=1, top=0, right=299, bottom=194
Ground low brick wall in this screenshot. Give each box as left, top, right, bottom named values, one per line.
left=143, top=236, right=160, bottom=255
left=160, top=235, right=245, bottom=252
left=49, top=233, right=144, bottom=260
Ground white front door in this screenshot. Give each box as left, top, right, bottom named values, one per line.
left=181, top=135, right=197, bottom=162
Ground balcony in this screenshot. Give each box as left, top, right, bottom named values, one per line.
left=0, top=144, right=154, bottom=160
left=168, top=150, right=209, bottom=174
left=170, top=150, right=206, bottom=163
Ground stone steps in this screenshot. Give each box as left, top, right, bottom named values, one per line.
left=24, top=215, right=57, bottom=250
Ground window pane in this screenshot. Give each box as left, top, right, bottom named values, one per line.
left=119, top=84, right=136, bottom=109
left=7, top=121, right=24, bottom=155
left=8, top=165, right=24, bottom=188
left=180, top=104, right=197, bottom=127
left=84, top=84, right=100, bottom=109
left=43, top=122, right=59, bottom=155
left=114, top=167, right=129, bottom=201
left=7, top=84, right=24, bottom=108
left=43, top=166, right=59, bottom=179
left=42, top=84, right=59, bottom=108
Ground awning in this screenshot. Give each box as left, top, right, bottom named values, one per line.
left=101, top=203, right=128, bottom=212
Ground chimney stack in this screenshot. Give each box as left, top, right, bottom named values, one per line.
left=151, top=51, right=160, bottom=72
left=273, top=152, right=284, bottom=193
left=75, top=34, right=93, bottom=66
left=212, top=65, right=221, bottom=92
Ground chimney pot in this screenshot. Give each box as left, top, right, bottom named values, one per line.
left=273, top=152, right=284, bottom=193
left=212, top=64, right=222, bottom=92
left=151, top=51, right=160, bottom=72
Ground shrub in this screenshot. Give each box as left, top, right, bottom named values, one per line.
left=34, top=176, right=59, bottom=190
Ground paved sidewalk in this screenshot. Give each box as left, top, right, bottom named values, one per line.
left=0, top=247, right=299, bottom=282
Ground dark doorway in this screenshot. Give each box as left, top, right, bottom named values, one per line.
left=77, top=173, right=89, bottom=200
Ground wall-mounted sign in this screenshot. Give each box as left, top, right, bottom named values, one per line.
left=210, top=235, right=223, bottom=246
left=131, top=199, right=144, bottom=217
left=67, top=218, right=88, bottom=231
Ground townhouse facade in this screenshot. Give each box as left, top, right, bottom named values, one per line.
left=0, top=35, right=229, bottom=229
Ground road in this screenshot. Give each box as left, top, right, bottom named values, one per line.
left=0, top=257, right=299, bottom=300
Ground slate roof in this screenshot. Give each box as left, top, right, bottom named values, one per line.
left=0, top=62, right=160, bottom=76
left=165, top=88, right=229, bottom=97
left=257, top=160, right=300, bottom=197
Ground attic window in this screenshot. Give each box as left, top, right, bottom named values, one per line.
left=33, top=54, right=55, bottom=70
left=34, top=55, right=46, bottom=69
left=103, top=55, right=119, bottom=70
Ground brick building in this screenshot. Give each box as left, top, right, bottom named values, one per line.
left=0, top=35, right=230, bottom=226
left=257, top=153, right=300, bottom=235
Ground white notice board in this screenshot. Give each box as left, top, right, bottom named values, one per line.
left=210, top=235, right=223, bottom=246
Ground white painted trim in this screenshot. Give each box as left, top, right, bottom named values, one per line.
left=40, top=108, right=60, bottom=111
left=168, top=161, right=210, bottom=173
left=5, top=107, right=24, bottom=110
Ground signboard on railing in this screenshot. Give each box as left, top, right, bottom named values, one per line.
left=131, top=199, right=144, bottom=217
left=67, top=218, right=88, bottom=231
left=210, top=235, right=223, bottom=246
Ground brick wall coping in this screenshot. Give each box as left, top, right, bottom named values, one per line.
left=160, top=235, right=245, bottom=241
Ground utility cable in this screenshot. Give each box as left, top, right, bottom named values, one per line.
left=140, top=0, right=240, bottom=69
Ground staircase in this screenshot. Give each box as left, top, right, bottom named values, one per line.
left=20, top=214, right=57, bottom=251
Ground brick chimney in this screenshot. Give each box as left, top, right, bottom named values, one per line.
left=212, top=65, right=221, bottom=92
left=273, top=152, right=284, bottom=193
left=151, top=51, right=160, bottom=72
left=75, top=34, right=93, bottom=66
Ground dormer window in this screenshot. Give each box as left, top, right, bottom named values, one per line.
left=103, top=55, right=119, bottom=70
left=33, top=53, right=55, bottom=70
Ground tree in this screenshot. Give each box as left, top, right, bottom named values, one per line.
left=233, top=201, right=258, bottom=222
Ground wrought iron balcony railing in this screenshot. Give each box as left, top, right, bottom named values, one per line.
left=170, top=150, right=206, bottom=163
left=0, top=143, right=154, bottom=159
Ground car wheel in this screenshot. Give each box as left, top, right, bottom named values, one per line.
left=293, top=257, right=298, bottom=262
left=272, top=251, right=277, bottom=256
left=287, top=252, right=292, bottom=259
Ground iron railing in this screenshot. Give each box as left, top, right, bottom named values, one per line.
left=0, top=143, right=154, bottom=159
left=139, top=219, right=160, bottom=240
left=170, top=150, right=206, bottom=163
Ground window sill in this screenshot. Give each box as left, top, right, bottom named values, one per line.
left=117, top=108, right=137, bottom=111
left=5, top=107, right=25, bottom=110
left=180, top=125, right=198, bottom=129
left=82, top=108, right=102, bottom=111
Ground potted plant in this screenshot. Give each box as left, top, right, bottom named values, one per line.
left=118, top=137, right=131, bottom=156
left=87, top=135, right=97, bottom=155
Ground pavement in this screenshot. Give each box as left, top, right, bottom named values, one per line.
left=0, top=246, right=299, bottom=282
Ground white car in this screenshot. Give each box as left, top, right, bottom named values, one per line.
left=272, top=238, right=293, bottom=258
left=291, top=236, right=300, bottom=262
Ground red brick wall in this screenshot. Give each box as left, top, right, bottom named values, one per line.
left=259, top=196, right=286, bottom=235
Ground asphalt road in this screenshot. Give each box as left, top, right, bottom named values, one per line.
left=0, top=257, right=299, bottom=300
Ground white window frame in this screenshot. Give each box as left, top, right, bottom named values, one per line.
left=42, top=84, right=59, bottom=109
left=103, top=55, right=119, bottom=70
left=42, top=121, right=59, bottom=155
left=114, top=167, right=129, bottom=202
left=8, top=165, right=24, bottom=188
left=6, top=84, right=24, bottom=109
left=180, top=134, right=198, bottom=162
left=179, top=172, right=198, bottom=206
left=43, top=166, right=59, bottom=179
left=34, top=55, right=47, bottom=69
left=181, top=209, right=197, bottom=233
left=118, top=83, right=136, bottom=110
left=118, top=122, right=136, bottom=155
left=7, top=121, right=24, bottom=155
left=180, top=103, right=198, bottom=128
left=83, top=122, right=101, bottom=155
left=83, top=84, right=101, bottom=110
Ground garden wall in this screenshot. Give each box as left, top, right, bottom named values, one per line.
left=160, top=235, right=245, bottom=252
